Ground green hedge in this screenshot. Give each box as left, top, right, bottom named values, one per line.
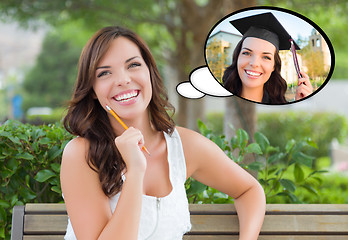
left=0, top=120, right=73, bottom=239
left=186, top=120, right=326, bottom=204
left=258, top=112, right=348, bottom=160
left=26, top=107, right=67, bottom=125
left=206, top=111, right=348, bottom=160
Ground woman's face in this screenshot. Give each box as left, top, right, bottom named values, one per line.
left=93, top=36, right=152, bottom=120
left=237, top=37, right=276, bottom=94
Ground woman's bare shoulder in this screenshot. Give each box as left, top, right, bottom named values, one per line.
left=176, top=126, right=203, bottom=142
left=176, top=126, right=215, bottom=150
left=62, top=137, right=89, bottom=162
left=60, top=136, right=95, bottom=177
left=176, top=126, right=220, bottom=176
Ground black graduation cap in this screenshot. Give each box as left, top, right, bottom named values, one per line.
left=229, top=12, right=300, bottom=51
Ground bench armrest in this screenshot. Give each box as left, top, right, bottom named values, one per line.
left=11, top=205, right=25, bottom=240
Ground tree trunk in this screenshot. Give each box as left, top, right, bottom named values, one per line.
left=224, top=97, right=256, bottom=141
left=224, top=97, right=257, bottom=176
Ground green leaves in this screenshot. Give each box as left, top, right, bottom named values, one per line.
left=0, top=120, right=73, bottom=238
left=193, top=120, right=325, bottom=205
left=293, top=152, right=314, bottom=167
left=280, top=179, right=296, bottom=192
left=35, top=170, right=56, bottom=182
left=236, top=129, right=249, bottom=149
left=255, top=132, right=270, bottom=153
left=186, top=178, right=207, bottom=196
left=294, top=164, right=305, bottom=182
left=15, top=152, right=34, bottom=160
left=245, top=143, right=263, bottom=155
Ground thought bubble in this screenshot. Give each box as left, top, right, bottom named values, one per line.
left=176, top=66, right=233, bottom=98
left=176, top=81, right=205, bottom=99
left=176, top=6, right=335, bottom=105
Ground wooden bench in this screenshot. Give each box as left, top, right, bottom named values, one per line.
left=11, top=203, right=348, bottom=239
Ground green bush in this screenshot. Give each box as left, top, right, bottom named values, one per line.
left=0, top=120, right=73, bottom=239
left=26, top=107, right=67, bottom=125
left=318, top=173, right=348, bottom=203
left=1, top=118, right=347, bottom=239
left=185, top=120, right=326, bottom=204
left=258, top=112, right=348, bottom=161
left=265, top=160, right=348, bottom=204
left=205, top=112, right=224, bottom=135
left=204, top=111, right=348, bottom=164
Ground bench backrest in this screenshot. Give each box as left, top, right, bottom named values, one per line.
left=11, top=203, right=348, bottom=240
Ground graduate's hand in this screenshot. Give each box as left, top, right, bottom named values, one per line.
left=295, top=71, right=313, bottom=100
left=115, top=127, right=147, bottom=174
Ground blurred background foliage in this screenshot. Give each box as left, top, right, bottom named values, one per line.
left=21, top=30, right=80, bottom=112
left=0, top=0, right=347, bottom=122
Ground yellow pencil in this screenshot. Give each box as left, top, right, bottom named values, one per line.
left=106, top=105, right=151, bottom=155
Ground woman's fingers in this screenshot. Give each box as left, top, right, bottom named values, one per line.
left=115, top=127, right=147, bottom=173
left=295, top=71, right=313, bottom=100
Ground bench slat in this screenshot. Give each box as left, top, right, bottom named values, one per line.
left=25, top=203, right=66, bottom=214
left=24, top=214, right=348, bottom=235
left=24, top=215, right=67, bottom=234
left=190, top=215, right=348, bottom=234
left=189, top=204, right=348, bottom=214
left=22, top=235, right=348, bottom=240
left=23, top=236, right=64, bottom=240
left=184, top=236, right=348, bottom=240
left=22, top=236, right=348, bottom=240
left=25, top=203, right=348, bottom=214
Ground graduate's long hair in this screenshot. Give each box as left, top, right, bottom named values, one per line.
left=222, top=38, right=287, bottom=104
left=63, top=26, right=175, bottom=197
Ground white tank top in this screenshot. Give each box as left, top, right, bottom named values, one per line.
left=64, top=128, right=192, bottom=239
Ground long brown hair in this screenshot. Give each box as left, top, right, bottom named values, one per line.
left=222, top=37, right=287, bottom=104
left=63, top=26, right=175, bottom=197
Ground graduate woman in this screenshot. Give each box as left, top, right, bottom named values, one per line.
left=61, top=26, right=265, bottom=240
left=223, top=12, right=313, bottom=104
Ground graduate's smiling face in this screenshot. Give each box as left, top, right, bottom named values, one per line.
left=237, top=37, right=276, bottom=94
left=93, top=36, right=152, bottom=120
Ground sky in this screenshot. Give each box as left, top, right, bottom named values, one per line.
left=209, top=8, right=316, bottom=47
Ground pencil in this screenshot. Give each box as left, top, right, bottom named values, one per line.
left=105, top=105, right=151, bottom=155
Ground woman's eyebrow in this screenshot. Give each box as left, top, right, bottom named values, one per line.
left=242, top=47, right=274, bottom=55
left=125, top=56, right=141, bottom=63
left=96, top=66, right=111, bottom=70
left=96, top=56, right=141, bottom=70
left=242, top=47, right=252, bottom=52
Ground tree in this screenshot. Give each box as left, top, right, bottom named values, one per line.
left=22, top=30, right=80, bottom=111
left=301, top=46, right=328, bottom=85
left=206, top=38, right=229, bottom=83
left=0, top=0, right=257, bottom=131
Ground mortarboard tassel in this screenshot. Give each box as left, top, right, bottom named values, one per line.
left=290, top=39, right=302, bottom=79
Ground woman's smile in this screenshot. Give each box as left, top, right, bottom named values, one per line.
left=244, top=69, right=263, bottom=78
left=113, top=89, right=140, bottom=104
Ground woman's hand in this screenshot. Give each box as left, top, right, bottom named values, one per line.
left=115, top=127, right=147, bottom=174
left=295, top=71, right=313, bottom=100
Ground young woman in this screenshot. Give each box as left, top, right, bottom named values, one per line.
left=61, top=26, right=266, bottom=240
left=222, top=13, right=313, bottom=104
